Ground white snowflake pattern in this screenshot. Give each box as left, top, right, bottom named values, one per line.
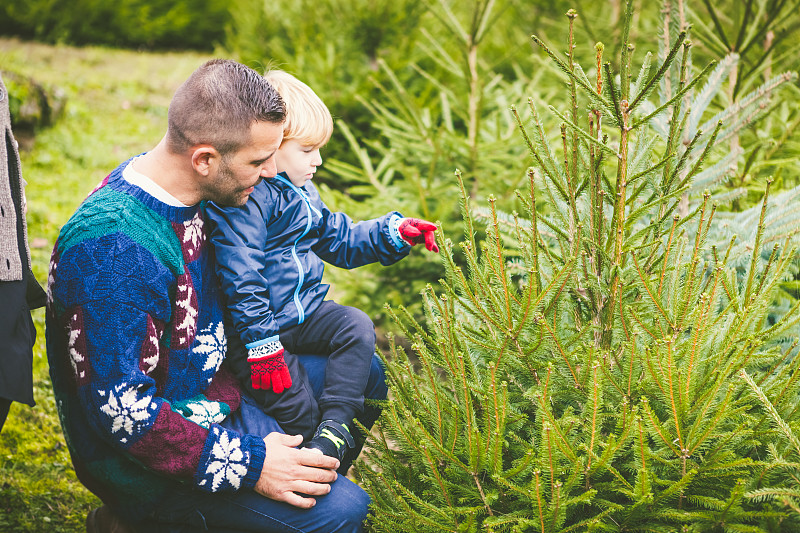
left=195, top=322, right=226, bottom=372
left=174, top=281, right=197, bottom=345
left=182, top=214, right=205, bottom=258
left=47, top=256, right=58, bottom=309
left=141, top=321, right=161, bottom=374
left=99, top=383, right=154, bottom=437
left=67, top=312, right=85, bottom=379
left=182, top=400, right=225, bottom=428
left=203, top=428, right=248, bottom=491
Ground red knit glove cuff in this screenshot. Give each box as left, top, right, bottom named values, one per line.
left=247, top=340, right=292, bottom=393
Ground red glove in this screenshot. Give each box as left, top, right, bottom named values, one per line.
left=247, top=339, right=292, bottom=393
left=398, top=218, right=439, bottom=253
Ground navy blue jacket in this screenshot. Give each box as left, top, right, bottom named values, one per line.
left=206, top=173, right=409, bottom=350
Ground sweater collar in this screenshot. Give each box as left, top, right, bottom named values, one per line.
left=106, top=156, right=200, bottom=224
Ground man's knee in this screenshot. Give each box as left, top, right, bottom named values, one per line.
left=326, top=478, right=370, bottom=532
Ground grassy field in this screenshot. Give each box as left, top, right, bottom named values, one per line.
left=0, top=38, right=212, bottom=532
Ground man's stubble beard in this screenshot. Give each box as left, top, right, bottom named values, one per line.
left=210, top=159, right=255, bottom=208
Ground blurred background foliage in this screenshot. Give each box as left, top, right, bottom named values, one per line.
left=0, top=0, right=230, bottom=50
left=1, top=0, right=799, bottom=530
left=3, top=0, right=799, bottom=334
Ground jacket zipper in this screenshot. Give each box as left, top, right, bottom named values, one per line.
left=275, top=175, right=322, bottom=325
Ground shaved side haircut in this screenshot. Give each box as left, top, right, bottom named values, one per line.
left=167, top=59, right=286, bottom=156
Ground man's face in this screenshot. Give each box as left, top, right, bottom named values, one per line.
left=209, top=121, right=284, bottom=207
left=275, top=139, right=323, bottom=188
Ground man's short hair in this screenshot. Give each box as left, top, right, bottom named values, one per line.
left=263, top=70, right=333, bottom=148
left=167, top=59, right=286, bottom=156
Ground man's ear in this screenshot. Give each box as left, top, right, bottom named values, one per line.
left=191, top=145, right=219, bottom=176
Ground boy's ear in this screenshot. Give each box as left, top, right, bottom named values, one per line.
left=190, top=145, right=219, bottom=176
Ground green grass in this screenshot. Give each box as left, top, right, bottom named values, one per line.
left=0, top=38, right=213, bottom=532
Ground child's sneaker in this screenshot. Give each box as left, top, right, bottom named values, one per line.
left=305, top=420, right=355, bottom=461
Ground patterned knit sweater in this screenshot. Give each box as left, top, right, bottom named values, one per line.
left=45, top=158, right=267, bottom=522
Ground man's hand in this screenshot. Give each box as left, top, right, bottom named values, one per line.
left=398, top=218, right=439, bottom=252
left=254, top=433, right=340, bottom=508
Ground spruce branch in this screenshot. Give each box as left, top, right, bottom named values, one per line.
left=748, top=292, right=800, bottom=347
left=665, top=339, right=686, bottom=451
left=530, top=34, right=611, bottom=111
left=629, top=29, right=688, bottom=112
left=620, top=0, right=635, bottom=102
left=631, top=60, right=716, bottom=130
left=675, top=194, right=712, bottom=329
left=526, top=168, right=543, bottom=294
left=626, top=151, right=674, bottom=190
left=632, top=253, right=676, bottom=329
left=549, top=105, right=621, bottom=159
left=567, top=9, right=580, bottom=198
left=686, top=273, right=720, bottom=395
left=603, top=62, right=624, bottom=127
left=535, top=211, right=573, bottom=245
left=537, top=397, right=580, bottom=465
left=740, top=370, right=800, bottom=457
left=683, top=120, right=724, bottom=190
left=512, top=104, right=567, bottom=201
left=559, top=125, right=579, bottom=239
left=486, top=195, right=517, bottom=324
left=538, top=315, right=580, bottom=387
left=685, top=385, right=735, bottom=457
left=699, top=72, right=799, bottom=146
left=627, top=183, right=689, bottom=228
left=659, top=215, right=680, bottom=295
left=628, top=304, right=667, bottom=341
left=744, top=179, right=772, bottom=304
left=640, top=397, right=682, bottom=456
left=630, top=52, right=653, bottom=107
left=662, top=106, right=693, bottom=195
left=753, top=244, right=780, bottom=299
left=576, top=63, right=620, bottom=128
left=687, top=54, right=738, bottom=138
left=456, top=170, right=477, bottom=253
left=666, top=123, right=704, bottom=190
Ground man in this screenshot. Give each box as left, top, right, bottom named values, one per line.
left=46, top=59, right=384, bottom=533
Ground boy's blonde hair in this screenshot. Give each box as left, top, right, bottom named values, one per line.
left=263, top=70, right=333, bottom=147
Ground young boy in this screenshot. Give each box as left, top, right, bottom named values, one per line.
left=206, top=70, right=438, bottom=463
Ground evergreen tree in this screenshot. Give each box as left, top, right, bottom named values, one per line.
left=357, top=2, right=800, bottom=531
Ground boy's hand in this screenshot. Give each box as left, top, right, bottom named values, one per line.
left=248, top=340, right=293, bottom=393
left=399, top=218, right=439, bottom=253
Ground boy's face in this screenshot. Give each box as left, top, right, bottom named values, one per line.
left=275, top=139, right=323, bottom=187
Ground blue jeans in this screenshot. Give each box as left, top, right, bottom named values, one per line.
left=141, top=354, right=387, bottom=533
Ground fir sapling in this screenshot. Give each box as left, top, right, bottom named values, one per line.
left=357, top=1, right=800, bottom=531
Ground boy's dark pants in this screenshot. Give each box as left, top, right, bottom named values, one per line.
left=227, top=300, right=376, bottom=441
